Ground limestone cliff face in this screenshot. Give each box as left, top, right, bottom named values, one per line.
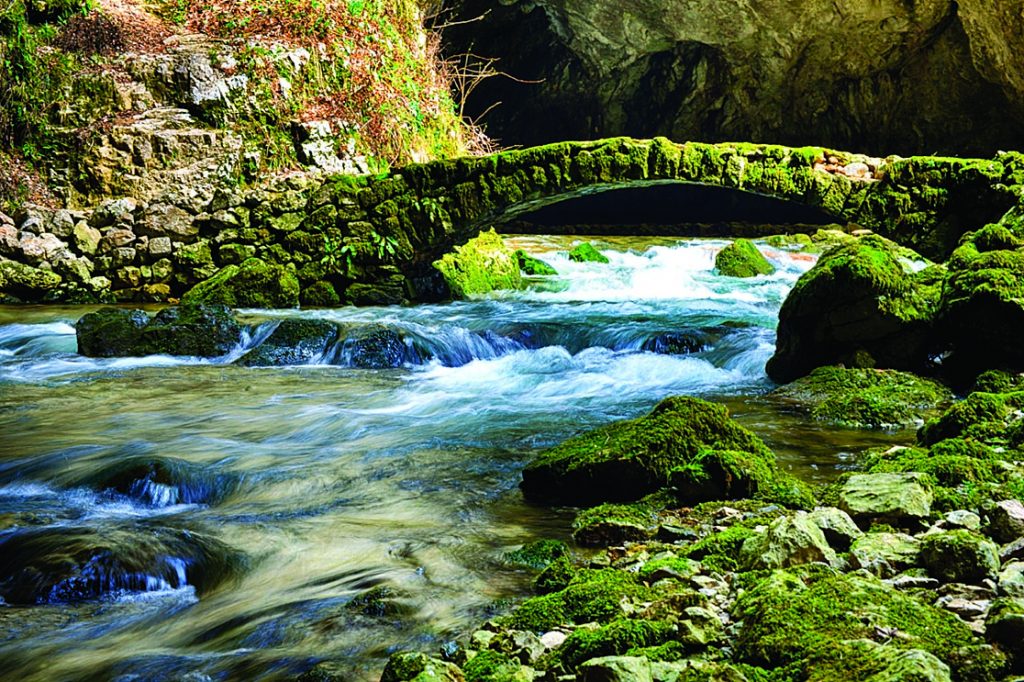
left=443, top=0, right=1024, bottom=154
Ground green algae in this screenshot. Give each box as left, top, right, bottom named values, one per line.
left=567, top=242, right=609, bottom=264
left=432, top=229, right=523, bottom=298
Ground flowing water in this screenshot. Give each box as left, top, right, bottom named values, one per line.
left=0, top=235, right=908, bottom=681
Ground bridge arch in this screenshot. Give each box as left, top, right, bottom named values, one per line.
left=310, top=137, right=1018, bottom=303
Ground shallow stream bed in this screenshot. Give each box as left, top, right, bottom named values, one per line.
left=0, top=235, right=909, bottom=680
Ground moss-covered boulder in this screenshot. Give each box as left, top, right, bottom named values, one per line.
left=571, top=503, right=658, bottom=547
left=515, top=250, right=558, bottom=276
left=835, top=472, right=933, bottom=526
left=503, top=568, right=656, bottom=631
left=433, top=229, right=522, bottom=298
left=985, top=598, right=1024, bottom=661
left=739, top=512, right=840, bottom=570
left=76, top=304, right=243, bottom=358
left=920, top=530, right=1000, bottom=583
left=715, top=239, right=775, bottom=277
left=0, top=260, right=63, bottom=301
left=138, top=304, right=243, bottom=357
left=770, top=366, right=952, bottom=428
left=380, top=652, right=464, bottom=682
left=767, top=236, right=938, bottom=383
left=502, top=539, right=570, bottom=570
left=339, top=325, right=420, bottom=369
left=733, top=566, right=979, bottom=677
left=568, top=242, right=609, bottom=264
left=849, top=532, right=921, bottom=577
left=935, top=233, right=1024, bottom=380
left=237, top=319, right=339, bottom=366
left=181, top=258, right=300, bottom=308
left=805, top=639, right=952, bottom=682
left=520, top=396, right=806, bottom=506
left=75, top=307, right=150, bottom=357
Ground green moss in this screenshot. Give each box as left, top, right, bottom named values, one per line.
left=300, top=280, right=341, bottom=307
left=514, top=250, right=558, bottom=276
left=670, top=449, right=814, bottom=509
left=765, top=233, right=815, bottom=251
left=682, top=524, right=759, bottom=574
left=917, top=392, right=1016, bottom=445
left=502, top=539, right=569, bottom=570
left=571, top=502, right=657, bottom=547
left=462, top=650, right=521, bottom=682
left=637, top=556, right=700, bottom=582
left=504, top=568, right=655, bottom=631
left=432, top=229, right=522, bottom=298
left=567, top=242, right=609, bottom=264
left=521, top=396, right=795, bottom=506
left=546, top=618, right=675, bottom=671
left=772, top=366, right=951, bottom=428
left=181, top=258, right=300, bottom=308
left=534, top=553, right=576, bottom=594
left=919, top=529, right=999, bottom=583
left=733, top=566, right=978, bottom=675
left=715, top=239, right=776, bottom=278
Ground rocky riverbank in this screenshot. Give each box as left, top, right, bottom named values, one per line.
left=372, top=379, right=1024, bottom=682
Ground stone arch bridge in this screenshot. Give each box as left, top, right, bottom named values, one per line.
left=306, top=137, right=1022, bottom=303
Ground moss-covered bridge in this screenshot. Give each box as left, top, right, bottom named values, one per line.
left=305, top=137, right=1024, bottom=304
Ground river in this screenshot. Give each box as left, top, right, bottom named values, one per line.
left=0, top=235, right=906, bottom=680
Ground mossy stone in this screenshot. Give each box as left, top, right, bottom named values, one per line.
left=567, top=242, right=609, bottom=264
left=836, top=472, right=933, bottom=525
left=520, top=396, right=803, bottom=506
left=715, top=239, right=775, bottom=278
left=75, top=307, right=149, bottom=357
left=738, top=511, right=840, bottom=571
left=380, top=652, right=463, bottom=682
left=571, top=503, right=657, bottom=547
left=301, top=280, right=341, bottom=307
left=237, top=319, right=338, bottom=366
left=767, top=236, right=936, bottom=383
left=920, top=530, right=1000, bottom=583
left=733, top=566, right=977, bottom=675
left=138, top=304, right=243, bottom=357
left=502, top=539, right=570, bottom=570
left=182, top=258, right=300, bottom=308
left=433, top=229, right=522, bottom=298
left=771, top=366, right=952, bottom=428
left=515, top=250, right=558, bottom=276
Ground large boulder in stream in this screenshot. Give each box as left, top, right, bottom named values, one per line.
left=0, top=524, right=242, bottom=604
left=238, top=318, right=340, bottom=366
left=520, top=396, right=811, bottom=507
left=181, top=257, right=300, bottom=308
left=767, top=236, right=939, bottom=383
left=433, top=229, right=522, bottom=298
left=76, top=304, right=243, bottom=357
left=339, top=325, right=422, bottom=368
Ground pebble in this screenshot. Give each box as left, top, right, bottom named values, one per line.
left=540, top=631, right=567, bottom=650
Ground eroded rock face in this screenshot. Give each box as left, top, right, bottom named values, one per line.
left=443, top=0, right=1024, bottom=155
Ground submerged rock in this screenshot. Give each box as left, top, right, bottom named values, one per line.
left=715, top=239, right=775, bottom=277
left=80, top=456, right=238, bottom=507
left=770, top=366, right=952, bottom=428
left=76, top=303, right=243, bottom=357
left=181, top=257, right=300, bottom=308
left=238, top=318, right=339, bottom=366
left=340, top=325, right=419, bottom=369
left=640, top=330, right=712, bottom=355
left=767, top=236, right=937, bottom=383
left=520, top=396, right=808, bottom=506
left=0, top=524, right=241, bottom=604
left=433, top=229, right=522, bottom=298
left=75, top=307, right=150, bottom=357
left=567, top=242, right=609, bottom=264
